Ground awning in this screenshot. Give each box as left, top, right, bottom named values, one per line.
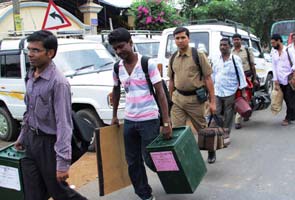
left=98, top=0, right=132, bottom=8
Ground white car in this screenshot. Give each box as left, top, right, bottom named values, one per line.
left=0, top=38, right=125, bottom=142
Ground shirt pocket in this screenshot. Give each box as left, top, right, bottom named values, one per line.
left=35, top=93, right=50, bottom=120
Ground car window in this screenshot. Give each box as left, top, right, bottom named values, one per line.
left=0, top=54, right=21, bottom=78
left=166, top=32, right=209, bottom=58
left=251, top=40, right=262, bottom=56
left=135, top=42, right=159, bottom=58
left=53, top=49, right=114, bottom=73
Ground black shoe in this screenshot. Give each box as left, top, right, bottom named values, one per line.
left=207, top=151, right=216, bottom=164
left=235, top=123, right=242, bottom=129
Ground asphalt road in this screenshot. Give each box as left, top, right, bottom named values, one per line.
left=78, top=106, right=295, bottom=200
left=1, top=106, right=295, bottom=200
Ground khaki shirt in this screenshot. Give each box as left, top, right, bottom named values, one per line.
left=167, top=47, right=212, bottom=91
left=232, top=46, right=254, bottom=72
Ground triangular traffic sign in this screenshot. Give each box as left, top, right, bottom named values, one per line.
left=42, top=0, right=72, bottom=30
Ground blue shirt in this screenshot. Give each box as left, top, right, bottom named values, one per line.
left=212, top=54, right=247, bottom=97
left=18, top=61, right=73, bottom=171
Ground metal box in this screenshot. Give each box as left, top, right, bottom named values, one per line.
left=146, top=126, right=207, bottom=194
left=0, top=143, right=25, bottom=200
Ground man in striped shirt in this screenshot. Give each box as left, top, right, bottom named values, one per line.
left=109, top=28, right=172, bottom=200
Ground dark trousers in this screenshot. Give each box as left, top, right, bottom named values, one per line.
left=280, top=84, right=295, bottom=121
left=123, top=119, right=160, bottom=200
left=215, top=94, right=236, bottom=133
left=21, top=130, right=87, bottom=200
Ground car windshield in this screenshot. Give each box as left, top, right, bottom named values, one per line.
left=135, top=42, right=160, bottom=58
left=166, top=32, right=209, bottom=58
left=53, top=49, right=114, bottom=74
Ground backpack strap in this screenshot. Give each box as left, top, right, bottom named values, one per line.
left=286, top=47, right=293, bottom=67
left=232, top=55, right=241, bottom=86
left=114, top=60, right=121, bottom=85
left=141, top=56, right=154, bottom=95
left=169, top=51, right=178, bottom=79
left=245, top=47, right=251, bottom=67
left=191, top=47, right=202, bottom=80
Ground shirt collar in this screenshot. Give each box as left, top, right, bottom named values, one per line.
left=29, top=61, right=55, bottom=81
left=177, top=47, right=192, bottom=57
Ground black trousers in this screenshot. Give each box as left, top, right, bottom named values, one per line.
left=21, top=130, right=88, bottom=200
left=280, top=84, right=295, bottom=121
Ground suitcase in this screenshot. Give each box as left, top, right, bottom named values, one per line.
left=198, top=115, right=230, bottom=151
left=198, top=127, right=230, bottom=150
left=146, top=126, right=207, bottom=194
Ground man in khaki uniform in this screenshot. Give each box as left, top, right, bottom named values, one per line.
left=232, top=33, right=258, bottom=129
left=168, top=27, right=216, bottom=163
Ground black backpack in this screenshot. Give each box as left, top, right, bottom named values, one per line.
left=114, top=56, right=172, bottom=125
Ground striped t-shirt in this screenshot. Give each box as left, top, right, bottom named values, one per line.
left=113, top=54, right=162, bottom=121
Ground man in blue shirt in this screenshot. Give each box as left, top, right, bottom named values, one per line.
left=212, top=38, right=247, bottom=133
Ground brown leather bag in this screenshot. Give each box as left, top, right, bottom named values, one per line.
left=198, top=115, right=230, bottom=151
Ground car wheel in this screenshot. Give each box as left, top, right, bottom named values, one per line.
left=76, top=109, right=104, bottom=152
left=264, top=73, right=273, bottom=94
left=0, top=107, right=19, bottom=141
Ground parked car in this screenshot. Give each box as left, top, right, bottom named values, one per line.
left=0, top=37, right=125, bottom=143
left=84, top=30, right=161, bottom=59
left=156, top=20, right=273, bottom=93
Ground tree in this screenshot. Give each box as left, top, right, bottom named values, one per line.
left=128, top=0, right=185, bottom=30
left=191, top=0, right=241, bottom=22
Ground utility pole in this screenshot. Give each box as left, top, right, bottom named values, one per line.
left=12, top=0, right=22, bottom=34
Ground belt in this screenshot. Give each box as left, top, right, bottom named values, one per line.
left=29, top=126, right=54, bottom=136
left=176, top=88, right=195, bottom=96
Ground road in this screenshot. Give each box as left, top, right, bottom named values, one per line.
left=1, top=106, right=295, bottom=200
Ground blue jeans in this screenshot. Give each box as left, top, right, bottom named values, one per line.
left=124, top=118, right=160, bottom=199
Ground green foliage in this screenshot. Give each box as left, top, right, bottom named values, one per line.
left=128, top=0, right=185, bottom=30
left=191, top=0, right=241, bottom=22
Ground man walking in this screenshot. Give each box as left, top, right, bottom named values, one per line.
left=167, top=27, right=216, bottom=163
left=15, top=30, right=87, bottom=200
left=109, top=28, right=172, bottom=200
left=212, top=38, right=247, bottom=134
left=232, top=33, right=258, bottom=129
left=271, top=34, right=295, bottom=125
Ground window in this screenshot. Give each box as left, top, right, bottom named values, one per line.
left=0, top=52, right=21, bottom=78
left=166, top=32, right=209, bottom=58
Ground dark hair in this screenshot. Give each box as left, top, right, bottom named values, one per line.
left=232, top=33, right=242, bottom=39
left=220, top=37, right=232, bottom=47
left=27, top=30, right=58, bottom=58
left=173, top=27, right=190, bottom=37
left=271, top=34, right=283, bottom=43
left=108, top=28, right=131, bottom=45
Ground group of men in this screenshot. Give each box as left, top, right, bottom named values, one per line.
left=14, top=27, right=295, bottom=200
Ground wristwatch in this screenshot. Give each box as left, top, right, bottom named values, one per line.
left=163, top=122, right=169, bottom=127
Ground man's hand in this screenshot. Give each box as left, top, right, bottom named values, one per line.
left=111, top=116, right=119, bottom=126
left=274, top=81, right=280, bottom=91
left=209, top=101, right=216, bottom=114
left=161, top=123, right=172, bottom=140
left=56, top=170, right=69, bottom=182
left=14, top=141, right=24, bottom=151
left=242, top=89, right=247, bottom=99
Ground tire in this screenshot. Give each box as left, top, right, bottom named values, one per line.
left=264, top=73, right=273, bottom=94
left=76, top=109, right=104, bottom=152
left=0, top=107, right=19, bottom=141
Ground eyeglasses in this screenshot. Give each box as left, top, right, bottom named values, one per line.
left=24, top=48, right=47, bottom=54
left=124, top=78, right=130, bottom=93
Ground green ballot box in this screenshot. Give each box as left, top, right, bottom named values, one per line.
left=0, top=143, right=26, bottom=200
left=146, top=126, right=207, bottom=194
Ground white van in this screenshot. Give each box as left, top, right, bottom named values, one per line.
left=157, top=21, right=273, bottom=93
left=0, top=38, right=125, bottom=142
